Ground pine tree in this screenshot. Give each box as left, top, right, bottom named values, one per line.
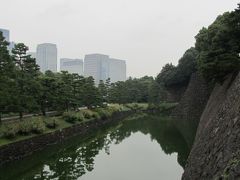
left=0, top=32, right=15, bottom=122
left=12, top=43, right=40, bottom=119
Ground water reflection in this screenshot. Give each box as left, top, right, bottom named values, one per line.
left=0, top=114, right=196, bottom=180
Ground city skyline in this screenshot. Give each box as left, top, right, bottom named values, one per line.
left=60, top=58, right=84, bottom=75
left=84, top=53, right=126, bottom=84
left=0, top=0, right=238, bottom=78
left=36, top=43, right=58, bottom=72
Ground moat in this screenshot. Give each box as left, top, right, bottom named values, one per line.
left=0, top=114, right=197, bottom=180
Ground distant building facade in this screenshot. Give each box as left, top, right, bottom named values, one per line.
left=36, top=43, right=57, bottom=72
left=60, top=58, right=83, bottom=75
left=0, top=28, right=9, bottom=42
left=109, top=58, right=126, bottom=83
left=0, top=28, right=15, bottom=53
left=84, top=53, right=126, bottom=84
left=84, top=54, right=110, bottom=84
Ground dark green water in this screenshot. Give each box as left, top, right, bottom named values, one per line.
left=0, top=114, right=197, bottom=180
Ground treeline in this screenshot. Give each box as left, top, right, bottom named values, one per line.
left=0, top=38, right=104, bottom=120
left=155, top=4, right=240, bottom=93
left=0, top=34, right=155, bottom=120
left=1, top=4, right=239, bottom=119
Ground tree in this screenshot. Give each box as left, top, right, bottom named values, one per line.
left=196, top=6, right=240, bottom=82
left=82, top=77, right=102, bottom=108
left=0, top=32, right=15, bottom=122
left=156, top=48, right=198, bottom=88
left=38, top=71, right=60, bottom=115
left=12, top=43, right=40, bottom=119
left=98, top=80, right=107, bottom=102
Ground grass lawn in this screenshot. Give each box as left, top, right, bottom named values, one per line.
left=0, top=104, right=133, bottom=147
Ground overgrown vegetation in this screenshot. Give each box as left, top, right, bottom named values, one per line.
left=156, top=4, right=240, bottom=87
left=0, top=104, right=132, bottom=144
left=196, top=6, right=240, bottom=82
left=2, top=118, right=46, bottom=139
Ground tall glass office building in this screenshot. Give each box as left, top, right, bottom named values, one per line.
left=36, top=43, right=57, bottom=72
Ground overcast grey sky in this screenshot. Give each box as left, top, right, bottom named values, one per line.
left=0, top=0, right=238, bottom=77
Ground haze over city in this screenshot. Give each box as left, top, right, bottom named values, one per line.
left=0, top=0, right=238, bottom=77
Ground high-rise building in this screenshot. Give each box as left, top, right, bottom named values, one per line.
left=36, top=43, right=57, bottom=72
left=0, top=28, right=15, bottom=53
left=60, top=58, right=83, bottom=75
left=84, top=54, right=126, bottom=84
left=109, top=58, right=126, bottom=83
left=0, top=28, right=10, bottom=42
left=84, top=54, right=110, bottom=84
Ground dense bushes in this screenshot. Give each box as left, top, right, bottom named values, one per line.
left=62, top=105, right=126, bottom=123
left=63, top=111, right=85, bottom=124
left=2, top=118, right=45, bottom=138
left=148, top=102, right=178, bottom=113
left=196, top=6, right=240, bottom=82
left=2, top=124, right=19, bottom=139
left=44, top=117, right=59, bottom=129
left=156, top=47, right=198, bottom=88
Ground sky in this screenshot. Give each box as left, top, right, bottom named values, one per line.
left=0, top=0, right=238, bottom=77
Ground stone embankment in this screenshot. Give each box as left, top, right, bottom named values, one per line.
left=172, top=72, right=211, bottom=148
left=182, top=72, right=240, bottom=179
left=0, top=111, right=133, bottom=166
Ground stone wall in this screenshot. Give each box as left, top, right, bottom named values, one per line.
left=0, top=111, right=133, bottom=166
left=182, top=73, right=240, bottom=179
left=172, top=72, right=211, bottom=122
left=172, top=72, right=211, bottom=148
left=165, top=85, right=187, bottom=102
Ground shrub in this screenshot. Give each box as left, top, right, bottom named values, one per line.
left=95, top=108, right=111, bottom=119
left=63, top=111, right=78, bottom=124
left=45, top=118, right=59, bottom=129
left=2, top=124, right=19, bottom=139
left=32, top=119, right=45, bottom=134
left=77, top=112, right=85, bottom=122
left=81, top=109, right=94, bottom=119
left=92, top=112, right=101, bottom=120
left=18, top=120, right=33, bottom=135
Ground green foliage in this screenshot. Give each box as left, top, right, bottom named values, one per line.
left=32, top=119, right=45, bottom=134
left=108, top=76, right=154, bottom=104
left=196, top=5, right=240, bottom=82
left=156, top=47, right=198, bottom=88
left=12, top=43, right=41, bottom=118
left=82, top=77, right=102, bottom=108
left=2, top=124, right=19, bottom=139
left=148, top=102, right=178, bottom=113
left=63, top=111, right=85, bottom=124
left=95, top=108, right=112, bottom=119
left=18, top=120, right=33, bottom=135
left=81, top=109, right=95, bottom=119
left=44, top=117, right=59, bottom=129
left=0, top=32, right=15, bottom=120
left=125, top=103, right=148, bottom=111
left=63, top=112, right=78, bottom=124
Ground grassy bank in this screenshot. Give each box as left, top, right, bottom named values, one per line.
left=0, top=102, right=177, bottom=147
left=0, top=104, right=144, bottom=146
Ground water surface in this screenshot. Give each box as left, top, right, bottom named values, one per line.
left=0, top=114, right=196, bottom=180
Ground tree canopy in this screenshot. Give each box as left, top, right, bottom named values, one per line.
left=196, top=4, right=240, bottom=82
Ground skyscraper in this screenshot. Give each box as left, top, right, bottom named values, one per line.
left=60, top=58, right=84, bottom=75
left=0, top=28, right=9, bottom=42
left=84, top=54, right=127, bottom=84
left=36, top=43, right=57, bottom=72
left=84, top=54, right=110, bottom=84
left=0, top=28, right=15, bottom=53
left=109, top=58, right=126, bottom=83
